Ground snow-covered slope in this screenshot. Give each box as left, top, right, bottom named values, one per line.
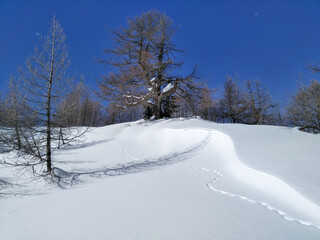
left=1, top=118, right=320, bottom=240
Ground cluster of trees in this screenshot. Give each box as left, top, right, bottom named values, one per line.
left=162, top=73, right=319, bottom=133
left=96, top=10, right=319, bottom=133
left=202, top=75, right=280, bottom=125
left=0, top=10, right=319, bottom=179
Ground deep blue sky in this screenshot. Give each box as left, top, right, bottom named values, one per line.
left=1, top=0, right=320, bottom=103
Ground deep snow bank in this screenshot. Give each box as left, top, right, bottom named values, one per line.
left=1, top=118, right=320, bottom=240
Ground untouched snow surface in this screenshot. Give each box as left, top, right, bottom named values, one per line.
left=1, top=118, right=320, bottom=240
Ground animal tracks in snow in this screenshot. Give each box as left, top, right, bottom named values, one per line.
left=3, top=122, right=320, bottom=233
left=112, top=126, right=320, bottom=232
left=181, top=127, right=320, bottom=231
left=109, top=129, right=210, bottom=164
left=110, top=139, right=140, bottom=162
left=194, top=166, right=320, bottom=230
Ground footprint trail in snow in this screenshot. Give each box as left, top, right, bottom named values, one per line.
left=87, top=125, right=320, bottom=231
left=194, top=166, right=320, bottom=230
left=167, top=128, right=320, bottom=231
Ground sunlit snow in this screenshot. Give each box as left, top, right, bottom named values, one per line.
left=1, top=118, right=320, bottom=240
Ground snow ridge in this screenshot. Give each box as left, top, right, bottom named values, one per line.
left=168, top=126, right=320, bottom=231
left=195, top=167, right=320, bottom=230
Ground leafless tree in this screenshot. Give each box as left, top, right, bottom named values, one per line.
left=197, top=86, right=216, bottom=120
left=245, top=79, right=277, bottom=125
left=310, top=63, right=320, bottom=73
left=0, top=77, right=24, bottom=150
left=286, top=80, right=320, bottom=133
left=98, top=10, right=200, bottom=120
left=172, top=85, right=215, bottom=120
left=217, top=75, right=247, bottom=123
left=55, top=81, right=106, bottom=128
left=275, top=104, right=285, bottom=126
left=18, top=16, right=70, bottom=173
left=0, top=91, right=5, bottom=126
left=1, top=16, right=86, bottom=176
left=80, top=96, right=105, bottom=126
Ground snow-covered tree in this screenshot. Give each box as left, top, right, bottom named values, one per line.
left=98, top=10, right=199, bottom=119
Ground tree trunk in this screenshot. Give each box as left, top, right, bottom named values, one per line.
left=46, top=74, right=53, bottom=172
left=46, top=18, right=56, bottom=173
left=14, top=124, right=21, bottom=150
left=154, top=99, right=162, bottom=119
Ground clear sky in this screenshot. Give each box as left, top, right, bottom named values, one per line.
left=1, top=0, right=320, bottom=103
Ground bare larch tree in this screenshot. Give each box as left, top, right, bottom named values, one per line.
left=286, top=80, right=320, bottom=133
left=245, top=79, right=277, bottom=125
left=0, top=77, right=24, bottom=150
left=98, top=10, right=200, bottom=120
left=218, top=75, right=247, bottom=123
left=55, top=81, right=105, bottom=128
left=2, top=16, right=76, bottom=174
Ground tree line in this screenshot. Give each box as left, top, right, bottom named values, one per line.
left=96, top=10, right=319, bottom=133
left=0, top=10, right=319, bottom=179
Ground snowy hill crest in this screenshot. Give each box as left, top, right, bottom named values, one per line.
left=1, top=118, right=320, bottom=239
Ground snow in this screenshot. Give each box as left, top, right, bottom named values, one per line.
left=162, top=83, right=173, bottom=93
left=147, top=99, right=154, bottom=104
left=1, top=118, right=320, bottom=239
left=122, top=94, right=143, bottom=100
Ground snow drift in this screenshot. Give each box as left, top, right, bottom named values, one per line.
left=1, top=118, right=320, bottom=240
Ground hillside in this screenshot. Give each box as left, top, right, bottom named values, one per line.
left=1, top=118, right=320, bottom=240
